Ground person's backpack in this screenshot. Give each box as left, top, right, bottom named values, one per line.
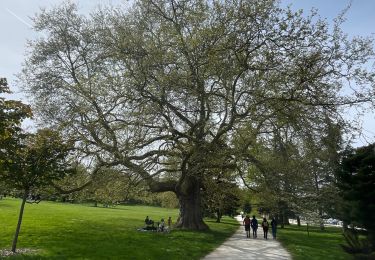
left=264, top=221, right=269, bottom=228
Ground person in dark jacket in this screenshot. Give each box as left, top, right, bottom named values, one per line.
left=251, top=215, right=258, bottom=238
left=271, top=217, right=277, bottom=239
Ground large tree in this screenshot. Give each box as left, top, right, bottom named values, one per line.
left=21, top=0, right=375, bottom=229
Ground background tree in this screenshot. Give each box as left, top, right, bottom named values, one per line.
left=0, top=128, right=73, bottom=253
left=55, top=166, right=140, bottom=206
left=202, top=170, right=240, bottom=222
left=242, top=200, right=252, bottom=215
left=53, top=165, right=180, bottom=208
left=239, top=117, right=344, bottom=228
left=0, top=77, right=32, bottom=170
left=336, top=143, right=375, bottom=255
left=22, top=0, right=375, bottom=230
left=0, top=77, right=31, bottom=250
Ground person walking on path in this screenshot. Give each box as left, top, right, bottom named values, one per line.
left=271, top=217, right=277, bottom=239
left=251, top=215, right=258, bottom=238
left=243, top=215, right=251, bottom=238
left=262, top=217, right=269, bottom=239
left=203, top=215, right=291, bottom=259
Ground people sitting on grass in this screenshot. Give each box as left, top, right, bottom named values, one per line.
left=158, top=218, right=165, bottom=232
left=251, top=215, right=258, bottom=238
left=139, top=216, right=172, bottom=232
left=262, top=217, right=269, bottom=239
left=142, top=216, right=156, bottom=230
left=145, top=216, right=155, bottom=226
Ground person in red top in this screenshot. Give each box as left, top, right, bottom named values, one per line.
left=243, top=215, right=251, bottom=238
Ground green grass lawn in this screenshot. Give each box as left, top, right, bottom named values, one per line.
left=0, top=197, right=238, bottom=259
left=278, top=224, right=353, bottom=260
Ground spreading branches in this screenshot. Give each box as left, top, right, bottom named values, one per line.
left=21, top=0, right=375, bottom=197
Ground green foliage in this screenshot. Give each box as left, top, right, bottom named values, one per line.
left=202, top=170, right=241, bottom=221
left=55, top=168, right=180, bottom=208
left=1, top=78, right=72, bottom=196
left=0, top=129, right=73, bottom=192
left=0, top=127, right=75, bottom=252
left=341, top=229, right=372, bottom=256
left=336, top=143, right=375, bottom=253
left=0, top=77, right=32, bottom=168
left=0, top=198, right=238, bottom=259
left=156, top=191, right=179, bottom=208
left=73, top=167, right=137, bottom=206
left=242, top=201, right=252, bottom=214
left=239, top=118, right=343, bottom=226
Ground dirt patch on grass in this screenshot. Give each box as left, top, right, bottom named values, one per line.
left=0, top=248, right=39, bottom=257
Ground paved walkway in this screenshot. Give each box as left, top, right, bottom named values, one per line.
left=203, top=216, right=291, bottom=260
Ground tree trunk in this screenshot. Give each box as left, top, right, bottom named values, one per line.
left=12, top=190, right=28, bottom=253
left=297, top=216, right=301, bottom=226
left=175, top=176, right=208, bottom=230
left=319, top=221, right=325, bottom=231
left=216, top=209, right=221, bottom=223
left=319, top=208, right=325, bottom=231
left=281, top=209, right=285, bottom=228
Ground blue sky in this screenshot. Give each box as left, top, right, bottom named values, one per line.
left=0, top=0, right=374, bottom=146
left=283, top=0, right=375, bottom=39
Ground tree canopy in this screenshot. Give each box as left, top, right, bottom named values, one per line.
left=21, top=0, right=375, bottom=229
left=0, top=128, right=73, bottom=192
left=0, top=78, right=32, bottom=167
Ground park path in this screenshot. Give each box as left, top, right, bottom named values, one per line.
left=203, top=216, right=291, bottom=260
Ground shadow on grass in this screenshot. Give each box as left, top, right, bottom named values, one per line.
left=278, top=225, right=351, bottom=260
left=280, top=225, right=343, bottom=234
left=213, top=220, right=240, bottom=227
left=0, top=203, right=12, bottom=208
left=89, top=206, right=130, bottom=211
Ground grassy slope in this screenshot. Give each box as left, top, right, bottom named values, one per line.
left=278, top=224, right=352, bottom=260
left=0, top=198, right=238, bottom=259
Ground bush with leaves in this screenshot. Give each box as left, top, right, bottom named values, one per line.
left=336, top=143, right=375, bottom=256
